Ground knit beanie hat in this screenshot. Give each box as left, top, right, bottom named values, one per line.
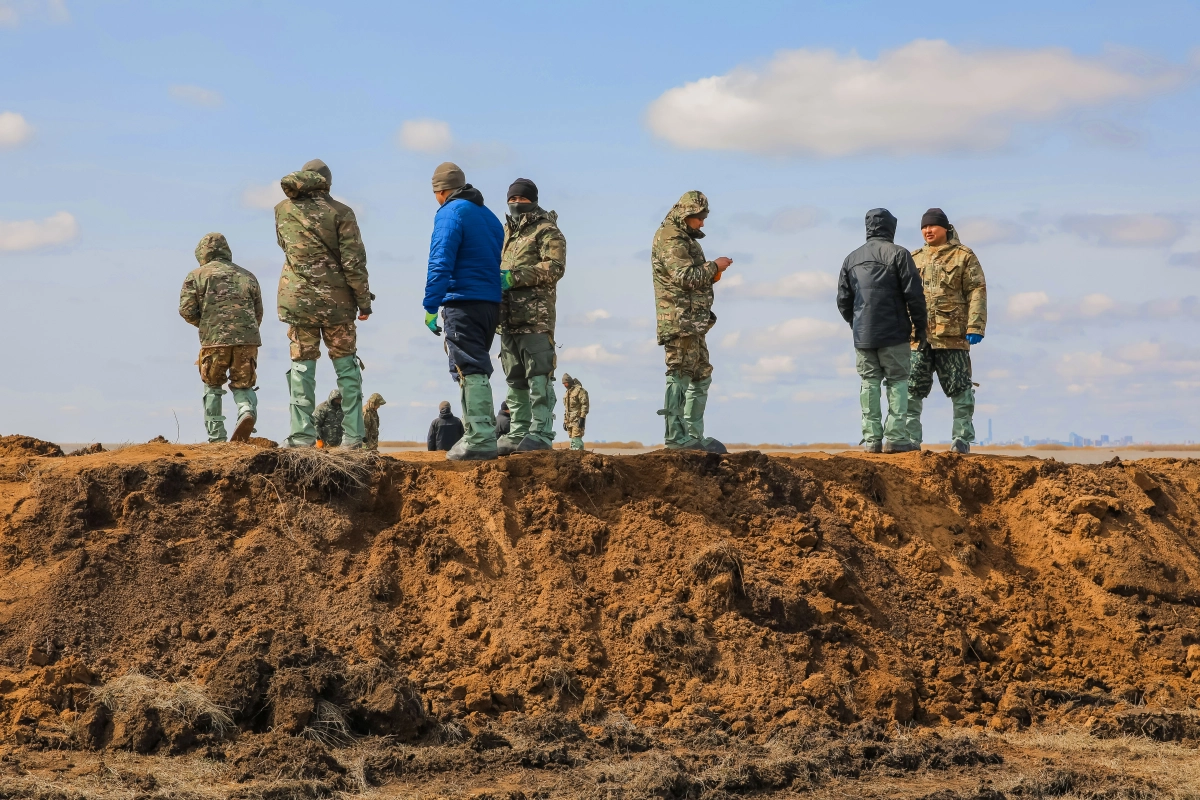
left=920, top=208, right=950, bottom=229
left=507, top=178, right=538, bottom=204
left=432, top=162, right=466, bottom=191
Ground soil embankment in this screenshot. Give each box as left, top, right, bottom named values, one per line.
left=1, top=440, right=1199, bottom=798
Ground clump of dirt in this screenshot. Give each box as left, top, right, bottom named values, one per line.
left=67, top=442, right=105, bottom=456
left=1, top=444, right=1200, bottom=795
left=0, top=435, right=62, bottom=458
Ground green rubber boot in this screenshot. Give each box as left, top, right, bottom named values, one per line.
left=660, top=372, right=704, bottom=450
left=903, top=396, right=924, bottom=449
left=683, top=375, right=727, bottom=454
left=951, top=386, right=975, bottom=453
left=230, top=387, right=258, bottom=442
left=515, top=374, right=556, bottom=452
left=860, top=377, right=883, bottom=448
left=882, top=379, right=917, bottom=452
left=498, top=387, right=530, bottom=456
left=447, top=373, right=499, bottom=461
left=570, top=437, right=585, bottom=451
left=332, top=355, right=365, bottom=448
left=203, top=384, right=227, bottom=443
left=286, top=360, right=318, bottom=447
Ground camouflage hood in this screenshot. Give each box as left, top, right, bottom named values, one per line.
left=365, top=392, right=386, bottom=410
left=194, top=232, right=232, bottom=265
left=663, top=191, right=710, bottom=239
left=280, top=170, right=330, bottom=200
left=326, top=388, right=342, bottom=404
left=946, top=224, right=961, bottom=246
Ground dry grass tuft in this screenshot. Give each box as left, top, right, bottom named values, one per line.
left=91, top=671, right=233, bottom=737
left=275, top=448, right=383, bottom=494
left=690, top=540, right=744, bottom=590
left=304, top=699, right=354, bottom=748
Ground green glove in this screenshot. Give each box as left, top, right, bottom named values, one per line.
left=425, top=311, right=442, bottom=336
left=500, top=270, right=514, bottom=291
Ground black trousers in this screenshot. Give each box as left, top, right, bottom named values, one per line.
left=443, top=301, right=499, bottom=380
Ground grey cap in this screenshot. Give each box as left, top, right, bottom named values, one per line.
left=432, top=161, right=466, bottom=192
left=302, top=158, right=332, bottom=184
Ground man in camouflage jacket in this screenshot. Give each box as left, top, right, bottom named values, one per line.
left=651, top=191, right=732, bottom=453
left=561, top=373, right=589, bottom=451
left=312, top=389, right=344, bottom=447
left=497, top=178, right=566, bottom=455
left=275, top=158, right=373, bottom=448
left=906, top=208, right=988, bottom=454
left=363, top=393, right=386, bottom=451
left=179, top=232, right=262, bottom=443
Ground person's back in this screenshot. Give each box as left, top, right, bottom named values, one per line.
left=312, top=389, right=344, bottom=447
left=427, top=401, right=465, bottom=451
left=562, top=373, right=590, bottom=450
left=363, top=393, right=386, bottom=451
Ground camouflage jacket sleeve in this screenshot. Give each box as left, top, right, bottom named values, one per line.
left=662, top=230, right=717, bottom=290
left=508, top=226, right=566, bottom=289
left=251, top=274, right=264, bottom=326
left=337, top=208, right=372, bottom=315
left=179, top=269, right=202, bottom=327
left=579, top=387, right=589, bottom=418
left=964, top=252, right=987, bottom=336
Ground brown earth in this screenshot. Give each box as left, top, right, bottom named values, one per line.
left=1, top=440, right=1199, bottom=798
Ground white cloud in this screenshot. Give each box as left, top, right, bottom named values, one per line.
left=791, top=388, right=852, bottom=403
left=0, top=5, right=16, bottom=26
left=1060, top=213, right=1186, bottom=247
left=0, top=0, right=69, bottom=26
left=731, top=271, right=837, bottom=300
left=1008, top=291, right=1050, bottom=318
left=721, top=330, right=741, bottom=349
left=584, top=309, right=611, bottom=322
left=986, top=369, right=1012, bottom=380
left=731, top=206, right=828, bottom=233
left=646, top=39, right=1185, bottom=157
left=0, top=211, right=78, bottom=252
left=765, top=317, right=843, bottom=347
left=398, top=118, right=453, bottom=154
left=1079, top=293, right=1116, bottom=317
left=169, top=84, right=223, bottom=109
left=241, top=183, right=284, bottom=210
left=1057, top=351, right=1133, bottom=381
left=0, top=112, right=33, bottom=148
left=742, top=355, right=796, bottom=383
left=1115, top=341, right=1162, bottom=363
left=561, top=343, right=623, bottom=364
left=954, top=216, right=1033, bottom=246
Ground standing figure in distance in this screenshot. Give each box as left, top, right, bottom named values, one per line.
left=836, top=209, right=927, bottom=453
left=651, top=191, right=732, bottom=453
left=363, top=393, right=386, bottom=451
left=312, top=389, right=343, bottom=448
left=495, top=401, right=511, bottom=439
left=906, top=208, right=987, bottom=454
left=179, top=232, right=263, bottom=443
left=561, top=373, right=589, bottom=451
left=421, top=162, right=505, bottom=460
left=497, top=178, right=567, bottom=455
left=428, top=400, right=465, bottom=452
left=275, top=158, right=373, bottom=448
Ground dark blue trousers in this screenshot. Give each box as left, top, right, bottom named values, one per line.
left=442, top=301, right=499, bottom=380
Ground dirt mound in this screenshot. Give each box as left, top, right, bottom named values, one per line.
left=1, top=444, right=1200, bottom=795
left=0, top=435, right=63, bottom=458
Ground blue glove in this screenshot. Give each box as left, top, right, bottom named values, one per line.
left=966, top=333, right=983, bottom=345
left=500, top=270, right=514, bottom=291
left=425, top=311, right=442, bottom=336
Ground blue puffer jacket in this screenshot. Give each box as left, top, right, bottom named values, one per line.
left=422, top=185, right=504, bottom=313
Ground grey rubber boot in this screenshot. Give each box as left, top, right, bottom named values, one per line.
left=860, top=377, right=883, bottom=450
left=903, top=396, right=924, bottom=449
left=950, top=386, right=975, bottom=454
left=515, top=374, right=555, bottom=452
left=286, top=360, right=318, bottom=447
left=203, top=384, right=227, bottom=443
left=498, top=387, right=530, bottom=456
left=332, top=356, right=365, bottom=448
left=683, top=375, right=727, bottom=454
left=447, top=374, right=499, bottom=461
left=660, top=372, right=704, bottom=450
left=230, top=387, right=257, bottom=442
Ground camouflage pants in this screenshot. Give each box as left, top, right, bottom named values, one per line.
left=288, top=322, right=357, bottom=361
left=198, top=345, right=258, bottom=389
left=910, top=346, right=972, bottom=399
left=500, top=332, right=556, bottom=388
left=663, top=334, right=713, bottom=380
left=364, top=408, right=380, bottom=450
left=566, top=419, right=585, bottom=439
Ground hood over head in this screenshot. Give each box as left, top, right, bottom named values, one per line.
left=665, top=190, right=710, bottom=238
left=865, top=208, right=898, bottom=242
left=194, top=232, right=232, bottom=265
left=327, top=388, right=342, bottom=404
left=280, top=170, right=330, bottom=200
left=946, top=223, right=961, bottom=245
left=438, top=400, right=452, bottom=415
left=302, top=158, right=332, bottom=185
left=499, top=401, right=509, bottom=414
left=365, top=392, right=385, bottom=409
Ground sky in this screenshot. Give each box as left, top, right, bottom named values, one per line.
left=2, top=0, right=1199, bottom=446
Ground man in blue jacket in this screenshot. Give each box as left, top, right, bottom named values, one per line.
left=423, top=161, right=505, bottom=460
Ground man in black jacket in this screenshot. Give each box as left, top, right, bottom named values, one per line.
left=836, top=209, right=927, bottom=453
left=427, top=401, right=465, bottom=451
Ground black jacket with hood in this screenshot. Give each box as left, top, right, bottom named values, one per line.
left=836, top=209, right=927, bottom=350
left=427, top=407, right=465, bottom=451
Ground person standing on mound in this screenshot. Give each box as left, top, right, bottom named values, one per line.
left=421, top=162, right=505, bottom=461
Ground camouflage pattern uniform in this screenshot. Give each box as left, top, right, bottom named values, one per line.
left=497, top=205, right=566, bottom=451
left=562, top=374, right=589, bottom=450
left=363, top=393, right=386, bottom=451
left=652, top=191, right=725, bottom=452
left=312, top=389, right=344, bottom=447
left=179, top=232, right=263, bottom=442
left=907, top=225, right=988, bottom=447
left=275, top=167, right=372, bottom=447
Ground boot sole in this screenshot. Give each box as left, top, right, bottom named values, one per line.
left=231, top=415, right=256, bottom=443
left=447, top=449, right=499, bottom=461
left=514, top=438, right=552, bottom=453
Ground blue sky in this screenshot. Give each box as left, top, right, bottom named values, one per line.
left=2, top=0, right=1199, bottom=445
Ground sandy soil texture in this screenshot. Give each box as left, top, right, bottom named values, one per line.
left=1, top=435, right=1199, bottom=798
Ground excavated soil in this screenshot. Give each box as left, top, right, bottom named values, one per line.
left=1, top=440, right=1200, bottom=798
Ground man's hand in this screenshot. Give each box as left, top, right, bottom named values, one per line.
left=966, top=333, right=983, bottom=345
left=358, top=313, right=370, bottom=321
left=500, top=270, right=514, bottom=291
left=425, top=311, right=442, bottom=336
left=712, top=257, right=733, bottom=283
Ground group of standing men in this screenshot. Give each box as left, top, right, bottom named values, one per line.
left=180, top=155, right=985, bottom=456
